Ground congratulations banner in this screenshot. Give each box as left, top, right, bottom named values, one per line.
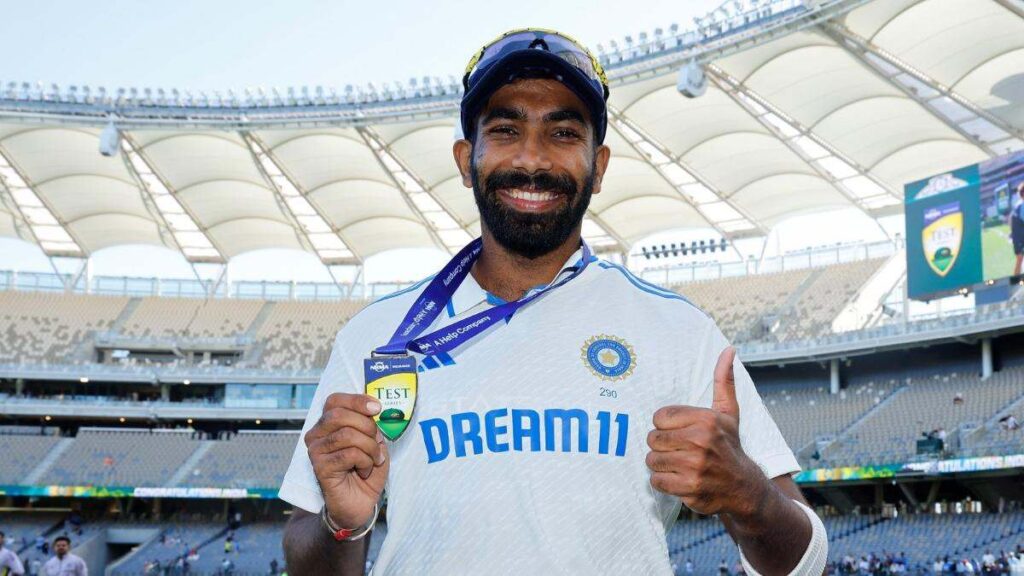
left=0, top=485, right=279, bottom=499
left=795, top=453, right=1024, bottom=484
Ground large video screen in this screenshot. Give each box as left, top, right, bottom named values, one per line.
left=905, top=150, right=1024, bottom=300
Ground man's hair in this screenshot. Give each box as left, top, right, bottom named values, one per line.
left=54, top=536, right=71, bottom=545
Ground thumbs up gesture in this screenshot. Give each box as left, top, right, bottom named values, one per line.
left=646, top=347, right=767, bottom=517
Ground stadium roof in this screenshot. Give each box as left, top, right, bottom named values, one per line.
left=0, top=0, right=1021, bottom=266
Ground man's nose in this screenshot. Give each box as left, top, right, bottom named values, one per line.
left=511, top=131, right=553, bottom=174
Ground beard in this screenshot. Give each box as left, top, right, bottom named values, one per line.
left=471, top=154, right=595, bottom=260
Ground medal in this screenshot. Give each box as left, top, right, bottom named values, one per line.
left=364, top=355, right=418, bottom=441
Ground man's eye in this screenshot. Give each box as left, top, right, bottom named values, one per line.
left=488, top=125, right=516, bottom=135
left=554, top=129, right=581, bottom=139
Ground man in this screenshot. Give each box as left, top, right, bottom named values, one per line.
left=42, top=537, right=86, bottom=576
left=1009, top=182, right=1024, bottom=277
left=0, top=531, right=25, bottom=576
left=280, top=28, right=827, bottom=575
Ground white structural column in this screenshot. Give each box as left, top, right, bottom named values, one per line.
left=357, top=126, right=473, bottom=254
left=0, top=148, right=83, bottom=257
left=608, top=105, right=765, bottom=239
left=823, top=23, right=1022, bottom=157
left=707, top=65, right=903, bottom=218
left=120, top=135, right=224, bottom=263
left=241, top=132, right=359, bottom=265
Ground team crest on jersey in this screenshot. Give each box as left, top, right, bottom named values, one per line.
left=581, top=335, right=636, bottom=381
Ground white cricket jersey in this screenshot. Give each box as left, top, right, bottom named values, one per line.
left=280, top=246, right=799, bottom=575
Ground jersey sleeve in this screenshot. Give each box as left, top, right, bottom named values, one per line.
left=687, top=320, right=800, bottom=480
left=278, top=329, right=363, bottom=513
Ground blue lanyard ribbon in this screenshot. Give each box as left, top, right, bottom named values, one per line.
left=375, top=237, right=592, bottom=356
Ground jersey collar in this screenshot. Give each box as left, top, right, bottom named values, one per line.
left=445, top=241, right=591, bottom=318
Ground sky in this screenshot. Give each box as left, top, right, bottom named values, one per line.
left=0, top=0, right=899, bottom=284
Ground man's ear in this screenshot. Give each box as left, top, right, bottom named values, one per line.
left=591, top=144, right=612, bottom=196
left=453, top=139, right=473, bottom=188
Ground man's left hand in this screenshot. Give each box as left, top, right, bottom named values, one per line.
left=645, top=346, right=769, bottom=518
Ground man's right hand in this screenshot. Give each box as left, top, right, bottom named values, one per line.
left=304, top=392, right=389, bottom=528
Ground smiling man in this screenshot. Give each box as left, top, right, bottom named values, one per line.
left=280, top=29, right=827, bottom=575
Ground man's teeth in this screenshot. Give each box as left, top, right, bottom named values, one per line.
left=507, top=189, right=557, bottom=202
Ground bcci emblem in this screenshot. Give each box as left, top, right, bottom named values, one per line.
left=581, top=335, right=636, bottom=381
left=922, top=201, right=963, bottom=277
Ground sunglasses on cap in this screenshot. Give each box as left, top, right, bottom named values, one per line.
left=462, top=28, right=609, bottom=100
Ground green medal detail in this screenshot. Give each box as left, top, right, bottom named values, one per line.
left=364, top=355, right=418, bottom=441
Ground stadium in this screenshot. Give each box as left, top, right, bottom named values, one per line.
left=1, top=0, right=1024, bottom=573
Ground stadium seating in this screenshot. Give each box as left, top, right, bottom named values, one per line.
left=0, top=291, right=129, bottom=364
left=0, top=432, right=62, bottom=483
left=254, top=299, right=368, bottom=370
left=109, top=522, right=227, bottom=576
left=760, top=380, right=898, bottom=455
left=37, top=428, right=202, bottom=487
left=0, top=513, right=62, bottom=553
left=672, top=268, right=815, bottom=342
left=823, top=367, right=1024, bottom=466
left=772, top=258, right=886, bottom=341
left=180, top=431, right=298, bottom=489
left=120, top=297, right=264, bottom=340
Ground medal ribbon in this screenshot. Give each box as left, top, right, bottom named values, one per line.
left=374, top=237, right=592, bottom=356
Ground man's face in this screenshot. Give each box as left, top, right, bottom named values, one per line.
left=54, top=540, right=69, bottom=556
left=454, top=78, right=610, bottom=259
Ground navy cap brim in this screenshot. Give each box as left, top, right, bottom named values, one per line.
left=461, top=49, right=607, bottom=144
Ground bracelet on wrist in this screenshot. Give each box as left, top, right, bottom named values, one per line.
left=320, top=502, right=379, bottom=542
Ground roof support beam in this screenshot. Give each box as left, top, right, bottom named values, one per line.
left=607, top=105, right=767, bottom=242
left=356, top=126, right=471, bottom=254
left=707, top=64, right=902, bottom=223
left=822, top=23, right=1021, bottom=157
left=120, top=134, right=225, bottom=263
left=584, top=211, right=631, bottom=258
left=0, top=147, right=84, bottom=258
left=992, top=0, right=1024, bottom=19
left=240, top=131, right=360, bottom=266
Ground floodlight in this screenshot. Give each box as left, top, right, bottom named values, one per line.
left=99, top=120, right=120, bottom=157
left=677, top=60, right=707, bottom=98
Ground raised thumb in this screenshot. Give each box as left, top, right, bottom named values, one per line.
left=711, top=346, right=739, bottom=419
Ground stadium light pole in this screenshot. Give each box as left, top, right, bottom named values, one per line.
left=706, top=64, right=902, bottom=236
left=822, top=23, right=1021, bottom=158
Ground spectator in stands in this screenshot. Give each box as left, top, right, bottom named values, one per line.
left=0, top=531, right=26, bottom=576
left=718, top=558, right=730, bottom=575
left=685, top=559, right=694, bottom=575
left=1008, top=551, right=1024, bottom=575
left=223, top=536, right=233, bottom=555
left=954, top=393, right=965, bottom=406
left=1008, top=181, right=1024, bottom=277
left=220, top=555, right=234, bottom=575
left=934, top=556, right=945, bottom=575
left=42, top=536, right=86, bottom=576
left=1000, top=414, right=1020, bottom=431
left=269, top=558, right=279, bottom=576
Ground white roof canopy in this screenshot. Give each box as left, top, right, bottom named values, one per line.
left=0, top=0, right=1020, bottom=264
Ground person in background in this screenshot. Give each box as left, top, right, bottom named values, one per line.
left=1008, top=181, right=1024, bottom=277
left=0, top=531, right=26, bottom=576
left=42, top=536, right=86, bottom=576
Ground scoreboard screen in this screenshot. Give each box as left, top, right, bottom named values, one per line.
left=905, top=150, right=1024, bottom=300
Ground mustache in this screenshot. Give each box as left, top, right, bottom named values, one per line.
left=483, top=170, right=578, bottom=197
